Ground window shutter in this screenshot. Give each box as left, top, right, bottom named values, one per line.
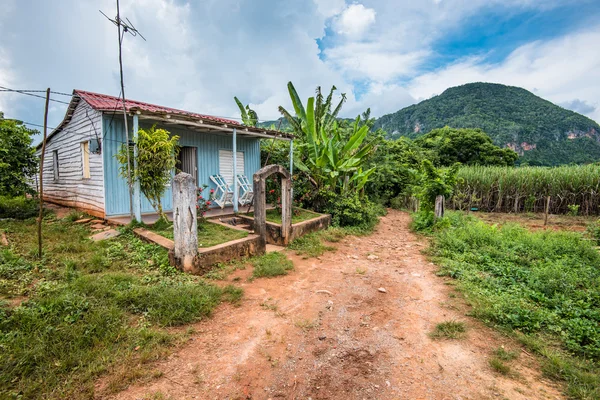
left=81, top=142, right=90, bottom=179
left=219, top=150, right=245, bottom=185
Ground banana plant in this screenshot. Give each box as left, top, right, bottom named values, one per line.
left=279, top=82, right=375, bottom=195
left=234, top=96, right=258, bottom=127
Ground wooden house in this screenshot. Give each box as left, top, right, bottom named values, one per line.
left=36, top=90, right=293, bottom=221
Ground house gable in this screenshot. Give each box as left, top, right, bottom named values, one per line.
left=36, top=99, right=105, bottom=217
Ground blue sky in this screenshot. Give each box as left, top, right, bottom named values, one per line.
left=1, top=0, right=599, bottom=134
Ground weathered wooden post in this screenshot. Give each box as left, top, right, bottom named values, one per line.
left=434, top=195, right=445, bottom=219
left=172, top=172, right=197, bottom=271
left=280, top=175, right=292, bottom=244
left=544, top=195, right=551, bottom=226
left=253, top=164, right=293, bottom=251
left=253, top=171, right=267, bottom=253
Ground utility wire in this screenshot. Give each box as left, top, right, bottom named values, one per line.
left=0, top=86, right=71, bottom=105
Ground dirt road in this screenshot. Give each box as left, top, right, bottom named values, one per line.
left=108, top=210, right=563, bottom=400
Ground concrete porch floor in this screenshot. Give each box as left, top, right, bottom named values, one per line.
left=107, top=205, right=257, bottom=226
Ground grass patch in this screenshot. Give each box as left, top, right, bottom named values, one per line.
left=427, top=211, right=600, bottom=398
left=148, top=220, right=248, bottom=247
left=288, top=231, right=335, bottom=258
left=203, top=259, right=247, bottom=281
left=494, top=347, right=519, bottom=361
left=251, top=252, right=293, bottom=279
left=489, top=357, right=512, bottom=375
left=429, top=320, right=467, bottom=340
left=294, top=318, right=317, bottom=332
left=0, top=217, right=241, bottom=399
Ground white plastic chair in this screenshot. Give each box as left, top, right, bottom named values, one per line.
left=237, top=174, right=254, bottom=206
left=210, top=174, right=234, bottom=209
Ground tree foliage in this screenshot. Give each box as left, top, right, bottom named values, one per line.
left=374, top=82, right=600, bottom=166
left=415, top=126, right=518, bottom=167
left=0, top=112, right=38, bottom=197
left=116, top=125, right=179, bottom=218
left=279, top=82, right=375, bottom=196
left=234, top=97, right=258, bottom=127
left=415, top=160, right=460, bottom=212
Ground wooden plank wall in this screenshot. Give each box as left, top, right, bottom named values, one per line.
left=37, top=100, right=105, bottom=217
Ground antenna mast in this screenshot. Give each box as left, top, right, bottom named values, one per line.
left=100, top=0, right=146, bottom=220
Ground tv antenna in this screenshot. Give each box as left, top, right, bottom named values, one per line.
left=100, top=0, right=146, bottom=220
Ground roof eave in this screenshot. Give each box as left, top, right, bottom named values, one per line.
left=129, top=109, right=295, bottom=140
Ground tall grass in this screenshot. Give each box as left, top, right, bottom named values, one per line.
left=453, top=165, right=600, bottom=215
left=429, top=213, right=600, bottom=398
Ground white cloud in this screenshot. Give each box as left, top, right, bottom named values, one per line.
left=334, top=3, right=376, bottom=38
left=313, top=0, right=346, bottom=18
left=408, top=28, right=600, bottom=122
left=324, top=44, right=429, bottom=82
left=0, top=0, right=597, bottom=129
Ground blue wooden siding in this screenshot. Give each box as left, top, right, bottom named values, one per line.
left=102, top=116, right=260, bottom=217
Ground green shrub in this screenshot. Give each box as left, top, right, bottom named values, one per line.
left=567, top=204, right=580, bottom=216
left=586, top=220, right=600, bottom=245
left=0, top=196, right=40, bottom=219
left=328, top=193, right=384, bottom=231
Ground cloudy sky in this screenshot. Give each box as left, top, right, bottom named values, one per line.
left=1, top=0, right=599, bottom=133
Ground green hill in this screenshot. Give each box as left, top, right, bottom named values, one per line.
left=373, top=83, right=600, bottom=166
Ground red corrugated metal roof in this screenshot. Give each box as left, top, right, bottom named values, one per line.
left=74, top=89, right=240, bottom=125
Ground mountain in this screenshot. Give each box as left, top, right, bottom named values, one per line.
left=373, top=82, right=600, bottom=166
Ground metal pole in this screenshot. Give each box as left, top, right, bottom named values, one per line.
left=232, top=127, right=238, bottom=213
left=289, top=139, right=294, bottom=203
left=116, top=0, right=134, bottom=220
left=132, top=114, right=142, bottom=222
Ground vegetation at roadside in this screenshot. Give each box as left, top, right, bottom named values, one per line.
left=429, top=320, right=467, bottom=340
left=0, top=216, right=242, bottom=399
left=426, top=212, right=600, bottom=398
left=251, top=252, right=294, bottom=278
left=148, top=219, right=248, bottom=247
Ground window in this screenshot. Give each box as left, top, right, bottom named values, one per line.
left=52, top=150, right=59, bottom=181
left=218, top=149, right=245, bottom=185
left=81, top=141, right=90, bottom=179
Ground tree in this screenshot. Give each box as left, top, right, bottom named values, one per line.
left=366, top=137, right=422, bottom=204
left=415, top=126, right=518, bottom=167
left=0, top=113, right=38, bottom=196
left=415, top=159, right=460, bottom=211
left=116, top=125, right=179, bottom=219
left=234, top=97, right=258, bottom=127
left=278, top=82, right=375, bottom=196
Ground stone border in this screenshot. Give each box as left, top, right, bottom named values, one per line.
left=236, top=213, right=331, bottom=246
left=133, top=226, right=261, bottom=275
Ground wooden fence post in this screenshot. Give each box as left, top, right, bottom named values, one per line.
left=281, top=176, right=292, bottom=244
left=172, top=172, right=197, bottom=271
left=434, top=195, right=445, bottom=219
left=253, top=173, right=267, bottom=253
left=544, top=196, right=551, bottom=226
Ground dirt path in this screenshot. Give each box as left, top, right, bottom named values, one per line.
left=107, top=210, right=563, bottom=400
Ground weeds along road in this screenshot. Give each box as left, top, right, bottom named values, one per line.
left=106, top=210, right=563, bottom=400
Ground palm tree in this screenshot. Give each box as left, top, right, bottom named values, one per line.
left=278, top=82, right=375, bottom=195
left=234, top=97, right=258, bottom=127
